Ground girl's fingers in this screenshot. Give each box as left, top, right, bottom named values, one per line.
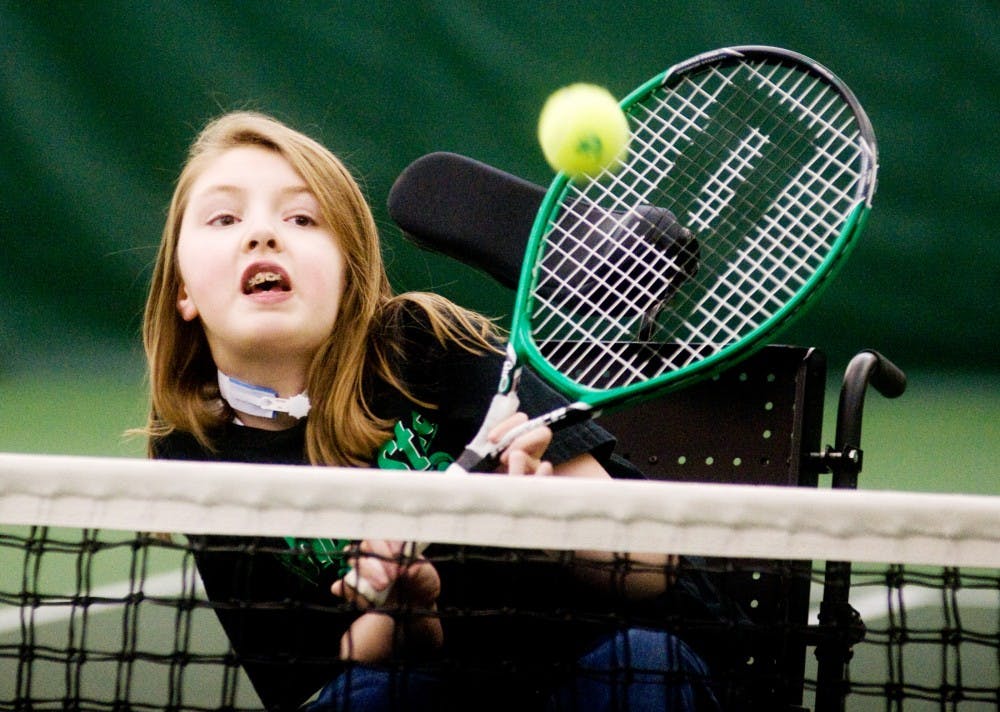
left=332, top=540, right=439, bottom=606
left=489, top=412, right=553, bottom=475
left=332, top=540, right=401, bottom=603
left=505, top=448, right=554, bottom=477
left=487, top=412, right=528, bottom=442
left=489, top=415, right=555, bottom=458
left=509, top=425, right=553, bottom=458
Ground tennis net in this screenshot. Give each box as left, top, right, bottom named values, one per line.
left=1, top=452, right=998, bottom=711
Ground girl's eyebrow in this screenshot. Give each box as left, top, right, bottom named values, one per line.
left=189, top=184, right=243, bottom=202
left=194, top=184, right=314, bottom=199
left=280, top=185, right=316, bottom=200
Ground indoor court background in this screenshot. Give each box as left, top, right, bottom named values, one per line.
left=1, top=2, right=998, bottom=708
left=2, top=0, right=996, bottom=488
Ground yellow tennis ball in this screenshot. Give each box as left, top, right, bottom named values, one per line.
left=538, top=83, right=630, bottom=178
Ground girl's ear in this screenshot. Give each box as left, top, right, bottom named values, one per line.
left=177, top=283, right=199, bottom=322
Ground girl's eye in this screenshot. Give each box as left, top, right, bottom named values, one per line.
left=290, top=214, right=316, bottom=227
left=208, top=213, right=238, bottom=227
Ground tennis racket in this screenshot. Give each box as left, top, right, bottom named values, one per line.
left=346, top=44, right=878, bottom=603
left=449, top=44, right=877, bottom=473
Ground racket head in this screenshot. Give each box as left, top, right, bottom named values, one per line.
left=511, top=45, right=878, bottom=408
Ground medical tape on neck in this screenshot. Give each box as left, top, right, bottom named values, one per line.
left=217, top=370, right=311, bottom=419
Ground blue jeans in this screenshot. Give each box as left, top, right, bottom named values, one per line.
left=546, top=627, right=719, bottom=710
left=302, top=665, right=444, bottom=712
left=302, top=628, right=718, bottom=711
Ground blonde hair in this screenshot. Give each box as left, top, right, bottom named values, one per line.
left=143, top=111, right=497, bottom=465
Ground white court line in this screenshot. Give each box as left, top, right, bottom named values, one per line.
left=5, top=569, right=996, bottom=636
left=810, top=586, right=999, bottom=623
left=0, top=569, right=205, bottom=635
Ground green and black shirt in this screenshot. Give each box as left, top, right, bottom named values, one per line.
left=153, top=319, right=616, bottom=711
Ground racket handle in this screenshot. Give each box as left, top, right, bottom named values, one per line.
left=450, top=447, right=499, bottom=474
left=446, top=391, right=521, bottom=475
left=341, top=541, right=428, bottom=606
left=448, top=402, right=596, bottom=475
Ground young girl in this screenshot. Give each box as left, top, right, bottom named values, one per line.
left=143, top=111, right=717, bottom=711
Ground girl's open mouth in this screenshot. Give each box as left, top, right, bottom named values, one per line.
left=242, top=264, right=291, bottom=295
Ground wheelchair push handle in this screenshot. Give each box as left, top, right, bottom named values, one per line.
left=854, top=349, right=907, bottom=400
left=837, top=350, right=906, bottom=448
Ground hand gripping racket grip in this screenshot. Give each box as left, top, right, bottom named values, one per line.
left=340, top=391, right=520, bottom=604
left=342, top=395, right=591, bottom=604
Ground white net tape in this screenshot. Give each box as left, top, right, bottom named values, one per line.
left=2, top=453, right=998, bottom=569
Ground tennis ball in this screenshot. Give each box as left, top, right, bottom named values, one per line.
left=538, top=83, right=629, bottom=179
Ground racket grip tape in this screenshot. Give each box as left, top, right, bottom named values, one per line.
left=452, top=447, right=500, bottom=474
left=445, top=391, right=521, bottom=474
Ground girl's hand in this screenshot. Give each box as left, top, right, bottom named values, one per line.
left=331, top=539, right=440, bottom=608
left=489, top=412, right=554, bottom=476
left=332, top=540, right=442, bottom=662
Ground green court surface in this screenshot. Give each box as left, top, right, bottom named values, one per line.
left=1, top=363, right=997, bottom=708
left=0, top=526, right=260, bottom=708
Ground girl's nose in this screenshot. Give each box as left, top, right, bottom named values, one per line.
left=244, top=224, right=281, bottom=252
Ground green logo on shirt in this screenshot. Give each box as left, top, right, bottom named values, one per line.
left=281, top=411, right=452, bottom=585
left=376, top=411, right=454, bottom=471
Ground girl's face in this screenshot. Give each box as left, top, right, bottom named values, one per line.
left=175, top=146, right=346, bottom=376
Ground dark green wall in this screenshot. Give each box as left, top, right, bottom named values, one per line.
left=2, top=0, right=997, bottom=373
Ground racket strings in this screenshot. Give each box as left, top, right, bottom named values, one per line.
left=750, top=62, right=850, bottom=142
left=687, top=126, right=770, bottom=232
left=529, top=56, right=873, bottom=391
left=534, top=209, right=684, bottom=340
left=532, top=187, right=704, bottom=386
left=534, top=172, right=690, bottom=319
